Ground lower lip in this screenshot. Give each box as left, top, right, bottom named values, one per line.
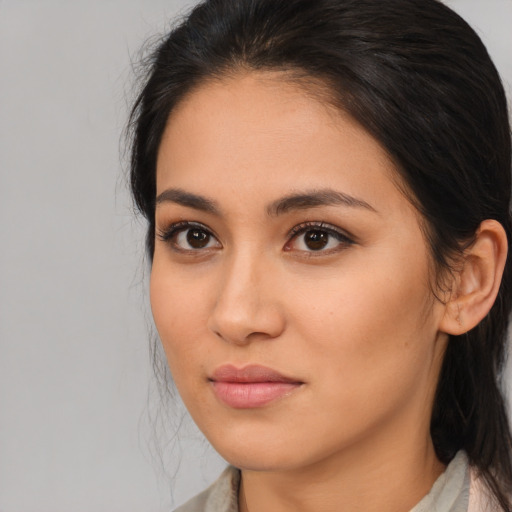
left=211, top=381, right=302, bottom=408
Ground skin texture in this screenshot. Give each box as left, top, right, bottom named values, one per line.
left=151, top=72, right=459, bottom=512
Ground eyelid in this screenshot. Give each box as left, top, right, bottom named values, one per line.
left=156, top=220, right=221, bottom=251
left=287, top=221, right=354, bottom=240
left=156, top=220, right=202, bottom=242
left=284, top=221, right=355, bottom=253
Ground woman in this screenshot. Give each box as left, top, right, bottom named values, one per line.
left=128, top=0, right=512, bottom=510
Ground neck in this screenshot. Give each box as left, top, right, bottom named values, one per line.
left=238, top=425, right=444, bottom=512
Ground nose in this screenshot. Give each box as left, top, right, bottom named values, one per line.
left=207, top=251, right=286, bottom=345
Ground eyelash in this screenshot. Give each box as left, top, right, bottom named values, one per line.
left=285, top=221, right=354, bottom=255
left=156, top=221, right=220, bottom=251
left=157, top=221, right=202, bottom=243
left=156, top=220, right=354, bottom=254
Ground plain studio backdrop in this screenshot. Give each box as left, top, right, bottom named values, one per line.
left=0, top=1, right=510, bottom=511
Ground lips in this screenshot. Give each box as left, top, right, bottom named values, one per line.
left=209, top=364, right=303, bottom=408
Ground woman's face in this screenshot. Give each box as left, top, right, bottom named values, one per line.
left=151, top=72, right=449, bottom=471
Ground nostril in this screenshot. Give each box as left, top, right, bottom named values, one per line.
left=209, top=309, right=286, bottom=345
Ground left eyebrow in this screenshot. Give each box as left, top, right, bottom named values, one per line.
left=266, top=189, right=378, bottom=216
left=155, top=188, right=221, bottom=215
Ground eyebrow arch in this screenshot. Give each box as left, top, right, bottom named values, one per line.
left=155, top=188, right=221, bottom=215
left=267, top=189, right=378, bottom=216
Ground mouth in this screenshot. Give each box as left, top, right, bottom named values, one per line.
left=209, top=364, right=303, bottom=409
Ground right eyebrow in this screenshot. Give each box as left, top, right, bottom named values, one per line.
left=266, top=189, right=378, bottom=217
left=155, top=188, right=221, bottom=215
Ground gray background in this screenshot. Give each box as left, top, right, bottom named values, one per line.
left=0, top=1, right=511, bottom=511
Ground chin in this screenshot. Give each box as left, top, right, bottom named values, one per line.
left=204, top=427, right=325, bottom=472
left=219, top=447, right=303, bottom=472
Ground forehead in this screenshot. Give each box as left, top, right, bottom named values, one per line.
left=157, top=71, right=398, bottom=193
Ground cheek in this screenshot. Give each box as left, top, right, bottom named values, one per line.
left=149, top=261, right=210, bottom=375
left=294, top=258, right=432, bottom=342
left=287, top=252, right=438, bottom=398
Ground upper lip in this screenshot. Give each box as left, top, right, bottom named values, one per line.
left=210, top=364, right=301, bottom=383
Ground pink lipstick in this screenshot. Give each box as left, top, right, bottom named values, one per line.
left=209, top=364, right=303, bottom=408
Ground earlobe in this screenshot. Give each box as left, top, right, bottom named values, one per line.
left=440, top=219, right=508, bottom=336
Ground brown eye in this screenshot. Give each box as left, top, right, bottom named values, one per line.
left=186, top=228, right=211, bottom=249
left=304, top=230, right=329, bottom=250
left=285, top=222, right=354, bottom=254
left=159, top=222, right=221, bottom=251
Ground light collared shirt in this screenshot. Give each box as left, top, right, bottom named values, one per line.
left=175, top=452, right=489, bottom=512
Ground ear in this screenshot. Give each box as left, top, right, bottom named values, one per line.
left=440, top=219, right=508, bottom=336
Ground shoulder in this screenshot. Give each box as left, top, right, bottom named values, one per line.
left=173, top=466, right=240, bottom=512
